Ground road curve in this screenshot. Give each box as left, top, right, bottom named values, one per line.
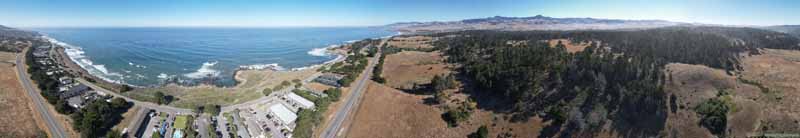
left=320, top=40, right=384, bottom=138
left=15, top=53, right=69, bottom=138
left=75, top=78, right=192, bottom=114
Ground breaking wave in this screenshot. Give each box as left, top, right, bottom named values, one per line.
left=43, top=36, right=125, bottom=84
left=308, top=47, right=329, bottom=56
left=239, top=63, right=285, bottom=71
left=183, top=61, right=221, bottom=79
left=128, top=62, right=147, bottom=68
left=307, top=44, right=343, bottom=57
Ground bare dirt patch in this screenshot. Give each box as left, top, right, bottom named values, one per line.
left=0, top=52, right=15, bottom=63
left=345, top=81, right=448, bottom=138
left=111, top=105, right=141, bottom=132
left=546, top=39, right=598, bottom=53
left=0, top=40, right=31, bottom=52
left=0, top=52, right=46, bottom=137
left=659, top=58, right=800, bottom=137
left=739, top=49, right=800, bottom=133
left=662, top=63, right=765, bottom=138
left=387, top=36, right=435, bottom=49
left=346, top=81, right=543, bottom=138
left=382, top=51, right=450, bottom=89
left=305, top=82, right=332, bottom=92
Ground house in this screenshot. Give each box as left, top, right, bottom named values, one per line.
left=58, top=77, right=73, bottom=85
left=36, top=59, right=52, bottom=65
left=37, top=45, right=51, bottom=50
left=313, top=73, right=344, bottom=87
left=58, top=86, right=70, bottom=92
left=67, top=96, right=85, bottom=108
left=60, top=84, right=89, bottom=99
left=32, top=46, right=49, bottom=58
left=286, top=92, right=315, bottom=110
left=32, top=50, right=48, bottom=58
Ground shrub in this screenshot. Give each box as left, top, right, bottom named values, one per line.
left=281, top=80, right=292, bottom=87
left=468, top=125, right=489, bottom=138
left=324, top=88, right=342, bottom=102
left=694, top=98, right=731, bottom=136
left=442, top=107, right=471, bottom=127
left=262, top=88, right=273, bottom=96
left=204, top=104, right=221, bottom=116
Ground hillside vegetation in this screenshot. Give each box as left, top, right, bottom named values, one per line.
left=431, top=26, right=800, bottom=137
left=0, top=25, right=42, bottom=52
left=765, top=25, right=800, bottom=38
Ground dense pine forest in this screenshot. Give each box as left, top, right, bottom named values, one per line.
left=431, top=26, right=800, bottom=137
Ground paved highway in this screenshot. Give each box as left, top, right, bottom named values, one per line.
left=18, top=39, right=377, bottom=138
left=15, top=53, right=69, bottom=138
left=320, top=40, right=384, bottom=138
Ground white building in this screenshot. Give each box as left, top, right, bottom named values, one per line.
left=58, top=76, right=72, bottom=85
left=286, top=92, right=315, bottom=109
left=268, top=104, right=298, bottom=131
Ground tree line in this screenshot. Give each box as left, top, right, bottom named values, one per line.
left=25, top=42, right=133, bottom=138
left=430, top=26, right=799, bottom=137
left=323, top=39, right=381, bottom=86
left=292, top=88, right=342, bottom=138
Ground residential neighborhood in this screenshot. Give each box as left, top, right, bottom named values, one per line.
left=25, top=41, right=344, bottom=138
left=31, top=44, right=109, bottom=109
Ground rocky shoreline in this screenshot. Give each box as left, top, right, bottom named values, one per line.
left=51, top=46, right=131, bottom=92
left=52, top=40, right=353, bottom=92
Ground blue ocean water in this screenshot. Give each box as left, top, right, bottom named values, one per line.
left=33, top=27, right=394, bottom=87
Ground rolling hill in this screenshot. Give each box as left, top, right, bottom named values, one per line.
left=386, top=15, right=685, bottom=33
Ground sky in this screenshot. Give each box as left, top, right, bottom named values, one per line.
left=1, top=0, right=798, bottom=27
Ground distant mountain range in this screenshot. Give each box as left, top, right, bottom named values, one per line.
left=386, top=15, right=687, bottom=33
left=0, top=25, right=39, bottom=39
left=763, top=25, right=800, bottom=38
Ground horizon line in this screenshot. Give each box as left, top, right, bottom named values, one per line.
left=9, top=14, right=799, bottom=29
left=13, top=24, right=387, bottom=29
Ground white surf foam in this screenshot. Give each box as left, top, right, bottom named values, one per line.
left=239, top=63, right=285, bottom=71
left=295, top=33, right=394, bottom=71
left=307, top=47, right=329, bottom=56
left=128, top=62, right=147, bottom=68
left=157, top=73, right=169, bottom=79
left=307, top=44, right=343, bottom=57
left=184, top=61, right=221, bottom=78
left=345, top=39, right=359, bottom=43
left=291, top=54, right=346, bottom=71
left=43, top=36, right=125, bottom=84
left=157, top=73, right=177, bottom=80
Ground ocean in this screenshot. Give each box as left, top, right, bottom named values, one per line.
left=32, top=27, right=394, bottom=87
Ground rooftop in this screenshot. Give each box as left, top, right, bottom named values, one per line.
left=67, top=96, right=84, bottom=108
left=269, top=104, right=297, bottom=125
left=287, top=92, right=315, bottom=109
